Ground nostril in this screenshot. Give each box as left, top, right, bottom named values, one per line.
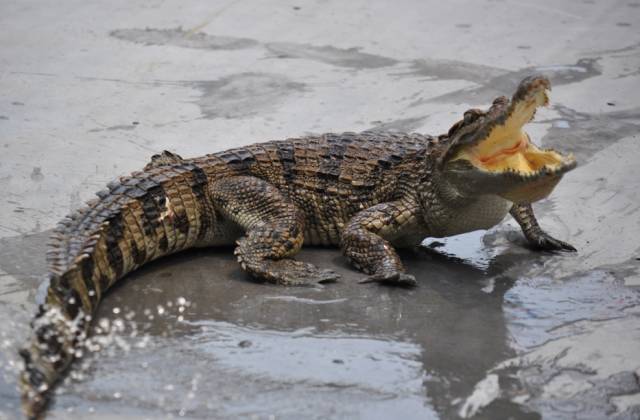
left=492, top=96, right=509, bottom=106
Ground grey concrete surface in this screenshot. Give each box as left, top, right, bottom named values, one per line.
left=1, top=0, right=640, bottom=418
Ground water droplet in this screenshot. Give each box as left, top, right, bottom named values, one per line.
left=98, top=318, right=110, bottom=330
left=113, top=391, right=121, bottom=399
left=112, top=307, right=121, bottom=314
left=552, top=120, right=570, bottom=129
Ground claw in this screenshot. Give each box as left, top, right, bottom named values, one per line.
left=359, top=272, right=417, bottom=287
left=317, top=269, right=340, bottom=284
left=247, top=259, right=340, bottom=286
left=533, top=234, right=577, bottom=252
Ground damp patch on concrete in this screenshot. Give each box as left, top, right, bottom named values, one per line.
left=493, top=315, right=640, bottom=420
left=421, top=58, right=602, bottom=105
left=540, top=105, right=640, bottom=162
left=29, top=167, right=44, bottom=182
left=88, top=124, right=138, bottom=133
left=110, top=27, right=399, bottom=70
left=367, top=116, right=428, bottom=133
left=190, top=73, right=306, bottom=119
left=110, top=28, right=259, bottom=51
left=395, top=58, right=507, bottom=85
left=265, top=42, right=398, bottom=69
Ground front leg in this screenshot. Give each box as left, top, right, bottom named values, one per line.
left=341, top=200, right=422, bottom=287
left=509, top=203, right=576, bottom=251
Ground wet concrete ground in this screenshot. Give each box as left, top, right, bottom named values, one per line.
left=1, top=0, right=640, bottom=418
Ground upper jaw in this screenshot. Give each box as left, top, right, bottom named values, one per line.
left=440, top=75, right=577, bottom=203
left=441, top=75, right=576, bottom=196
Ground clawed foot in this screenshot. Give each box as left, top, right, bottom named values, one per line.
left=359, top=272, right=417, bottom=287
left=529, top=232, right=576, bottom=252
left=244, top=258, right=340, bottom=286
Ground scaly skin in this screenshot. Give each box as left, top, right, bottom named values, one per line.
left=19, top=75, right=576, bottom=419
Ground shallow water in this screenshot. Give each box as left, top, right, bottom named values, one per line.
left=2, top=0, right=640, bottom=418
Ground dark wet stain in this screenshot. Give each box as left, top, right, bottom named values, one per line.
left=30, top=167, right=44, bottom=182
left=592, top=40, right=640, bottom=55
left=11, top=102, right=24, bottom=106
left=110, top=28, right=259, bottom=51
left=0, top=116, right=8, bottom=120
left=110, top=27, right=399, bottom=70
left=0, top=231, right=48, bottom=287
left=88, top=124, right=137, bottom=133
left=108, top=246, right=532, bottom=419
left=419, top=58, right=602, bottom=105
left=616, top=22, right=632, bottom=26
left=237, top=339, right=252, bottom=348
left=616, top=67, right=640, bottom=79
left=517, top=45, right=532, bottom=50
left=395, top=58, right=507, bottom=85
left=265, top=42, right=398, bottom=69
left=499, top=367, right=640, bottom=420
left=503, top=271, right=640, bottom=349
left=3, top=224, right=539, bottom=419
left=455, top=23, right=472, bottom=28
left=628, top=2, right=640, bottom=7
left=539, top=105, right=640, bottom=162
left=367, top=116, right=427, bottom=133
left=190, top=73, right=306, bottom=119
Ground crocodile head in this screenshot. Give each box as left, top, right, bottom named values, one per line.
left=441, top=75, right=576, bottom=203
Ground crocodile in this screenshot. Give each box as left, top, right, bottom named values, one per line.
left=19, top=75, right=576, bottom=419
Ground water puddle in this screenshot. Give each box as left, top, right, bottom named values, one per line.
left=423, top=229, right=499, bottom=271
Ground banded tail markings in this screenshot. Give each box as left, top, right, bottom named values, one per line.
left=121, top=204, right=147, bottom=267
left=188, top=164, right=212, bottom=242
left=138, top=183, right=172, bottom=254
left=176, top=167, right=203, bottom=246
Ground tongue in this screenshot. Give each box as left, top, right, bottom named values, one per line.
left=477, top=134, right=529, bottom=164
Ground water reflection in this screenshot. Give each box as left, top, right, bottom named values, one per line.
left=1, top=229, right=541, bottom=419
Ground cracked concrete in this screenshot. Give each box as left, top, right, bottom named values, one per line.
left=1, top=0, right=639, bottom=419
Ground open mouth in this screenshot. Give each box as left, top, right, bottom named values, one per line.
left=449, top=80, right=575, bottom=176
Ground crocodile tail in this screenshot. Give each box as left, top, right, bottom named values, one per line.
left=19, top=162, right=216, bottom=419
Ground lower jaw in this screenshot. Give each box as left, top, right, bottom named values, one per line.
left=499, top=174, right=562, bottom=203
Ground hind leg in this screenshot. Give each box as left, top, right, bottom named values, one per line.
left=210, top=176, right=339, bottom=286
